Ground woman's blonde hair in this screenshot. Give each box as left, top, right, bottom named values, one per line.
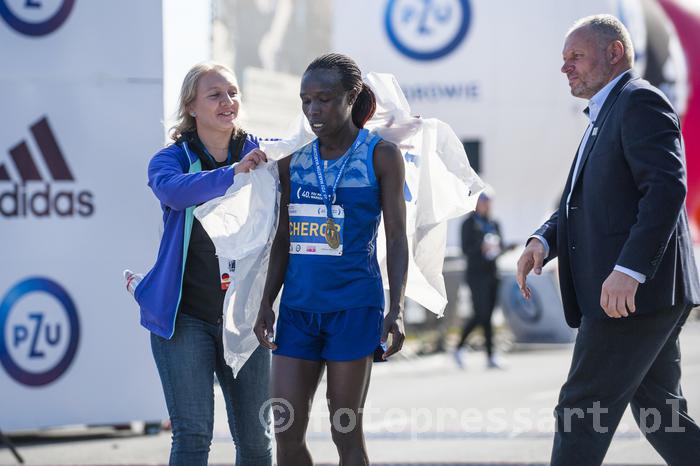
left=169, top=62, right=243, bottom=141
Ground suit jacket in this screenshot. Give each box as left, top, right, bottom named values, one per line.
left=534, top=71, right=700, bottom=328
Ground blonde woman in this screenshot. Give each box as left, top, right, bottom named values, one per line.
left=134, top=62, right=271, bottom=466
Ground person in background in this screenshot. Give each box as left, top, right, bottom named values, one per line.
left=454, top=189, right=511, bottom=369
left=133, top=62, right=272, bottom=466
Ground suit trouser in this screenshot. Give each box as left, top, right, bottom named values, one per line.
left=550, top=304, right=700, bottom=466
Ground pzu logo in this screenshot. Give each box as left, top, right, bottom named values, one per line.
left=0, top=0, right=75, bottom=37
left=384, top=0, right=472, bottom=61
left=0, top=277, right=80, bottom=386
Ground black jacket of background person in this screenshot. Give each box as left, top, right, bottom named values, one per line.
left=462, top=212, right=501, bottom=282
left=534, top=71, right=700, bottom=328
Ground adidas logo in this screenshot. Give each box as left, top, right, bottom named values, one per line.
left=0, top=116, right=95, bottom=218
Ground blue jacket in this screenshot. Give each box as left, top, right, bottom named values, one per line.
left=135, top=135, right=260, bottom=338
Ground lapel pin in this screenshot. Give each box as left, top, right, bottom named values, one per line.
left=592, top=127, right=599, bottom=136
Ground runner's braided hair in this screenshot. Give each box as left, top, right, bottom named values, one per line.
left=305, top=53, right=377, bottom=128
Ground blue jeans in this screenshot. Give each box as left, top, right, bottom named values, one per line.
left=151, top=313, right=272, bottom=466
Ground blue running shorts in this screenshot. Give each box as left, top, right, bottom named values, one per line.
left=273, top=304, right=383, bottom=361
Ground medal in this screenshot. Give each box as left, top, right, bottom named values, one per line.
left=311, top=129, right=368, bottom=251
left=325, top=218, right=340, bottom=249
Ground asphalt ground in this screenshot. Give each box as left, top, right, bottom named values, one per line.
left=2, top=319, right=699, bottom=466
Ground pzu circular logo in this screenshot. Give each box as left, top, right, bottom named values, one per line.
left=0, top=0, right=75, bottom=37
left=384, top=0, right=471, bottom=61
left=0, top=277, right=80, bottom=386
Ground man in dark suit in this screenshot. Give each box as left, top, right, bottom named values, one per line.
left=516, top=14, right=700, bottom=466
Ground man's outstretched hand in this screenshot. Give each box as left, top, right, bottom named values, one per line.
left=516, top=239, right=546, bottom=300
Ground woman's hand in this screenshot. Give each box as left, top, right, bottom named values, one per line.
left=254, top=304, right=277, bottom=350
left=380, top=309, right=405, bottom=359
left=235, top=148, right=267, bottom=174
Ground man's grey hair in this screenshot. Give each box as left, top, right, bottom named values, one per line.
left=568, top=14, right=635, bottom=66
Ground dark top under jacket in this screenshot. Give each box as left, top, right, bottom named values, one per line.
left=178, top=131, right=246, bottom=325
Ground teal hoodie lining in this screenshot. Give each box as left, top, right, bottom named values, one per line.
left=169, top=141, right=201, bottom=337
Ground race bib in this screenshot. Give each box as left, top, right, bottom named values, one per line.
left=288, top=203, right=345, bottom=256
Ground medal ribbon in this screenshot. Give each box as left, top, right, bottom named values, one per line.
left=311, top=129, right=368, bottom=220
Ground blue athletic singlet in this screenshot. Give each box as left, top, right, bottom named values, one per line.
left=281, top=128, right=385, bottom=312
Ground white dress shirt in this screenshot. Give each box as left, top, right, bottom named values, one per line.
left=532, top=70, right=646, bottom=284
